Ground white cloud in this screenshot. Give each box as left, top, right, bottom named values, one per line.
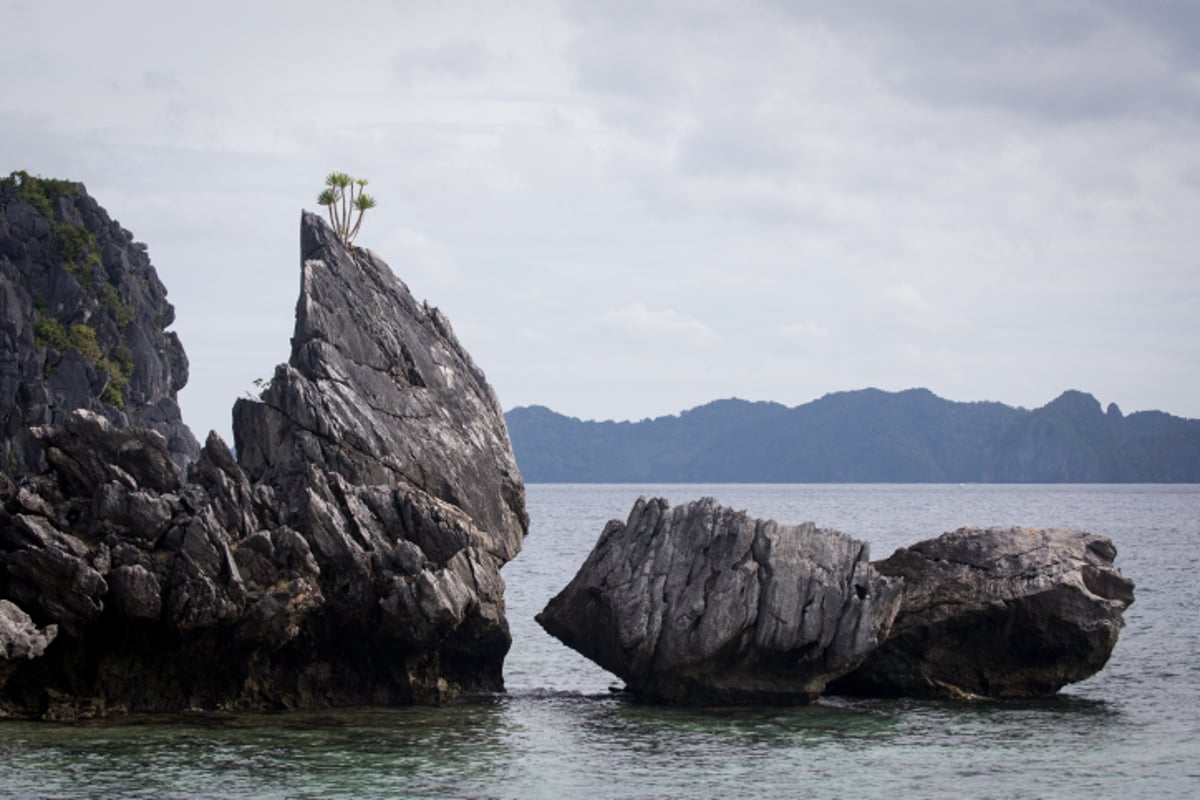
left=4, top=0, right=1200, bottom=434
left=883, top=284, right=933, bottom=312
left=599, top=302, right=718, bottom=345
left=381, top=228, right=462, bottom=292
left=776, top=320, right=831, bottom=344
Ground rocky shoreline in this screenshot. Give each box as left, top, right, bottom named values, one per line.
left=1, top=175, right=1134, bottom=717
left=1, top=177, right=526, bottom=719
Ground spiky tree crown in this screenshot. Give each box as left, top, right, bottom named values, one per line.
left=317, top=172, right=376, bottom=248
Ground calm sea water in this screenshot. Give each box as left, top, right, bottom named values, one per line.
left=2, top=484, right=1197, bottom=799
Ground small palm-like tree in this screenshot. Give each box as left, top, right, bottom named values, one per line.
left=317, top=172, right=376, bottom=248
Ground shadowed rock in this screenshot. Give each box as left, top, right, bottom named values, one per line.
left=0, top=191, right=526, bottom=718
left=0, top=174, right=198, bottom=475
left=828, top=526, right=1135, bottom=699
left=0, top=599, right=57, bottom=690
left=233, top=211, right=527, bottom=699
left=537, top=497, right=902, bottom=704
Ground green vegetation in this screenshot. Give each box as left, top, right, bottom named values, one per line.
left=101, top=378, right=126, bottom=409
left=100, top=283, right=136, bottom=328
left=316, top=172, right=377, bottom=248
left=51, top=223, right=95, bottom=261
left=3, top=170, right=77, bottom=218
left=66, top=323, right=103, bottom=362
left=34, top=317, right=71, bottom=351
left=51, top=222, right=102, bottom=286
left=33, top=318, right=132, bottom=409
left=112, top=344, right=134, bottom=371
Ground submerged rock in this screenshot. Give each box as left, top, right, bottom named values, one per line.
left=0, top=187, right=526, bottom=717
left=828, top=526, right=1135, bottom=699
left=536, top=497, right=902, bottom=704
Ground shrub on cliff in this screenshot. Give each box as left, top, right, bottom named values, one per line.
left=316, top=172, right=376, bottom=248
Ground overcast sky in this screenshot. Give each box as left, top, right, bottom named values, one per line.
left=5, top=0, right=1199, bottom=443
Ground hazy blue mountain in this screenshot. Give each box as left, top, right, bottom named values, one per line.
left=505, top=389, right=1200, bottom=483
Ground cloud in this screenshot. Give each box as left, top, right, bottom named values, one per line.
left=884, top=283, right=931, bottom=310
left=394, top=38, right=499, bottom=84
left=600, top=302, right=718, bottom=345
left=776, top=320, right=831, bottom=344
left=5, top=0, right=1200, bottom=433
left=381, top=228, right=462, bottom=291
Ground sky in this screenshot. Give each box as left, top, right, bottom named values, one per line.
left=4, top=0, right=1199, bottom=443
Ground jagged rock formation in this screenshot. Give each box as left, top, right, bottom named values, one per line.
left=1, top=412, right=323, bottom=718
left=536, top=497, right=902, bottom=704
left=0, top=181, right=526, bottom=718
left=828, top=527, right=1135, bottom=699
left=0, top=172, right=198, bottom=474
left=232, top=211, right=528, bottom=699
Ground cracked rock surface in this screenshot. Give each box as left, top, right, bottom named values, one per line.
left=1, top=198, right=527, bottom=718
left=828, top=526, right=1135, bottom=699
left=0, top=176, right=199, bottom=475
left=536, top=497, right=902, bottom=704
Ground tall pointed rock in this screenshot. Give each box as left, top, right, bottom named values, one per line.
left=233, top=211, right=528, bottom=698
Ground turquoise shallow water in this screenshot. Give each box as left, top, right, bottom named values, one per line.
left=2, top=484, right=1198, bottom=799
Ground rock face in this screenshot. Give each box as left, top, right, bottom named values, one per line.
left=233, top=210, right=527, bottom=699
left=0, top=172, right=198, bottom=475
left=0, top=185, right=527, bottom=718
left=0, top=599, right=56, bottom=690
left=536, top=497, right=902, bottom=704
left=828, top=527, right=1135, bottom=699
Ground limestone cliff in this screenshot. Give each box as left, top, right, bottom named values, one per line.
left=233, top=211, right=528, bottom=699
left=0, top=172, right=198, bottom=474
left=0, top=181, right=526, bottom=718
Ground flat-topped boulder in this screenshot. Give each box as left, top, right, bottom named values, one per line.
left=537, top=497, right=902, bottom=704
left=828, top=526, right=1135, bottom=699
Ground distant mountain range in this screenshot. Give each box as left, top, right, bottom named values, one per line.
left=504, top=389, right=1200, bottom=483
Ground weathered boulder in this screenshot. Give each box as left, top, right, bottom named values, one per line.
left=0, top=189, right=527, bottom=717
left=536, top=497, right=902, bottom=704
left=0, top=599, right=57, bottom=690
left=828, top=526, right=1135, bottom=699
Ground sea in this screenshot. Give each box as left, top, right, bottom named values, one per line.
left=1, top=483, right=1197, bottom=799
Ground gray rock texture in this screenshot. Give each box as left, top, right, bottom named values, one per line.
left=0, top=191, right=526, bottom=718
left=536, top=497, right=902, bottom=704
left=0, top=598, right=57, bottom=690
left=233, top=210, right=527, bottom=700
left=828, top=526, right=1135, bottom=699
left=0, top=172, right=198, bottom=475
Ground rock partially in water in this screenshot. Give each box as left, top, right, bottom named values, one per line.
left=828, top=526, right=1135, bottom=699
left=233, top=211, right=528, bottom=701
left=0, top=193, right=527, bottom=717
left=536, top=497, right=902, bottom=704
